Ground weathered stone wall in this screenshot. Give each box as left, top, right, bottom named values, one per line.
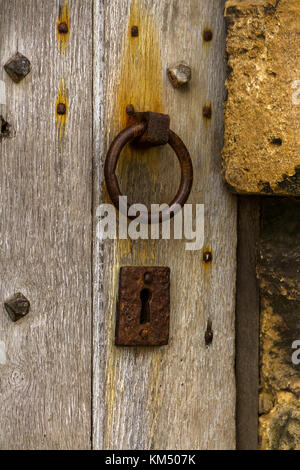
left=258, top=199, right=300, bottom=450
left=224, top=0, right=300, bottom=195
left=225, top=0, right=300, bottom=449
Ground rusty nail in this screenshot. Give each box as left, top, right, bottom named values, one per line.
left=4, top=292, right=30, bottom=322
left=144, top=272, right=153, bottom=284
left=57, top=103, right=66, bottom=115
left=203, top=250, right=213, bottom=263
left=58, top=22, right=68, bottom=34
left=140, top=329, right=149, bottom=339
left=4, top=52, right=31, bottom=83
left=203, top=29, right=213, bottom=42
left=131, top=25, right=139, bottom=37
left=205, top=320, right=213, bottom=346
left=203, top=105, right=212, bottom=119
left=126, top=104, right=135, bottom=116
left=167, top=62, right=192, bottom=88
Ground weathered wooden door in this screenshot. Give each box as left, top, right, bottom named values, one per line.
left=0, top=0, right=236, bottom=449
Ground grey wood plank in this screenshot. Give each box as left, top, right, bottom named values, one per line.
left=0, top=0, right=93, bottom=449
left=93, top=0, right=237, bottom=450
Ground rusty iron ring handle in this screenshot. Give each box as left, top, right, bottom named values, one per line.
left=104, top=121, right=193, bottom=223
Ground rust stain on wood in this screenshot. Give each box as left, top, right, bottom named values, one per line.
left=55, top=78, right=68, bottom=143
left=57, top=0, right=70, bottom=53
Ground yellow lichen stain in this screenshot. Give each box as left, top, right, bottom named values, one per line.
left=106, top=0, right=164, bottom=268
left=57, top=0, right=70, bottom=53
left=55, top=79, right=68, bottom=143
left=114, top=0, right=164, bottom=264
left=114, top=0, right=163, bottom=186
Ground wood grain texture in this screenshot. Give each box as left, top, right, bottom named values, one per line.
left=236, top=197, right=260, bottom=450
left=0, top=0, right=92, bottom=449
left=93, top=0, right=237, bottom=450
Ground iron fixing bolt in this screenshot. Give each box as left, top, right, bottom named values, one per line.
left=144, top=272, right=153, bottom=284
left=139, top=329, right=149, bottom=339
left=205, top=320, right=213, bottom=346
left=203, top=105, right=212, bottom=119
left=203, top=250, right=213, bottom=263
left=167, top=62, right=192, bottom=88
left=4, top=292, right=30, bottom=322
left=203, top=29, right=213, bottom=42
left=131, top=25, right=139, bottom=37
left=126, top=104, right=135, bottom=116
left=57, top=103, right=66, bottom=115
left=4, top=52, right=31, bottom=83
left=58, top=22, right=68, bottom=34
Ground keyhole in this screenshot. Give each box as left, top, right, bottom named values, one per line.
left=140, top=288, right=151, bottom=324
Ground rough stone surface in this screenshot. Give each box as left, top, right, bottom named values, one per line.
left=223, top=0, right=300, bottom=195
left=257, top=198, right=300, bottom=449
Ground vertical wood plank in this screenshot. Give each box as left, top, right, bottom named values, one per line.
left=236, top=197, right=260, bottom=450
left=0, top=0, right=93, bottom=449
left=93, top=0, right=237, bottom=449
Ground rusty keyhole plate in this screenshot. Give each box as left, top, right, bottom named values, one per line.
left=115, top=267, right=170, bottom=346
